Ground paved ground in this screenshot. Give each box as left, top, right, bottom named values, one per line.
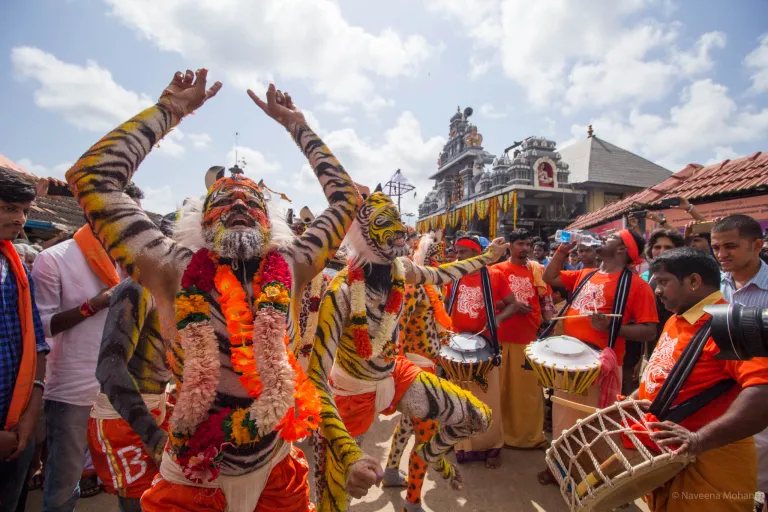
left=25, top=413, right=651, bottom=511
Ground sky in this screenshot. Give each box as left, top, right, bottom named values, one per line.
left=1, top=0, right=767, bottom=221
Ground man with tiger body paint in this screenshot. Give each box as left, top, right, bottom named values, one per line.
left=307, top=190, right=510, bottom=512
left=65, top=69, right=376, bottom=511
left=380, top=231, right=456, bottom=511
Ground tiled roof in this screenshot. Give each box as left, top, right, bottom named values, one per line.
left=558, top=136, right=672, bottom=189
left=568, top=151, right=768, bottom=230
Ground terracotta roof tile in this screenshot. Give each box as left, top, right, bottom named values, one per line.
left=568, top=152, right=768, bottom=230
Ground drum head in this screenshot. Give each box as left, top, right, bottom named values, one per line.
left=448, top=333, right=487, bottom=352
left=527, top=336, right=599, bottom=369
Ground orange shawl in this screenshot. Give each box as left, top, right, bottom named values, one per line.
left=73, top=226, right=119, bottom=287
left=1, top=241, right=37, bottom=430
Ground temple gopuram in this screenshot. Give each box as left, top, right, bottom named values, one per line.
left=416, top=107, right=584, bottom=240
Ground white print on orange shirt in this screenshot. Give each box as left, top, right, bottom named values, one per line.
left=570, top=281, right=607, bottom=315
left=456, top=284, right=483, bottom=319
left=117, top=445, right=148, bottom=485
left=508, top=274, right=535, bottom=304
left=642, top=332, right=678, bottom=395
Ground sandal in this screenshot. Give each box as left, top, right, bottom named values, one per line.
left=79, top=475, right=103, bottom=498
left=537, top=468, right=557, bottom=486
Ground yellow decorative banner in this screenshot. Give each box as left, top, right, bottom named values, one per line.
left=489, top=197, right=498, bottom=240
left=477, top=199, right=490, bottom=220
left=512, top=190, right=518, bottom=229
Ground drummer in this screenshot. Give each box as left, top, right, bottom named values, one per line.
left=634, top=247, right=768, bottom=512
left=492, top=229, right=550, bottom=449
left=445, top=234, right=526, bottom=469
left=539, top=229, right=658, bottom=484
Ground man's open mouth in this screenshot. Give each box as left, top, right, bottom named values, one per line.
left=225, top=214, right=256, bottom=228
left=393, top=232, right=407, bottom=247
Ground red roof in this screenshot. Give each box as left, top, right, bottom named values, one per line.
left=568, top=151, right=768, bottom=230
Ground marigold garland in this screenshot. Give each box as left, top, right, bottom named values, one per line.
left=171, top=247, right=321, bottom=484
left=299, top=273, right=326, bottom=367
left=424, top=284, right=452, bottom=331
left=348, top=258, right=405, bottom=359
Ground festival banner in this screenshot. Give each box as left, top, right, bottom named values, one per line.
left=512, top=190, right=518, bottom=229
left=476, top=199, right=490, bottom=220
left=489, top=197, right=498, bottom=240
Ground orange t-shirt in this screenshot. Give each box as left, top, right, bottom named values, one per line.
left=493, top=261, right=548, bottom=344
left=559, top=269, right=658, bottom=365
left=447, top=269, right=512, bottom=335
left=638, top=296, right=768, bottom=432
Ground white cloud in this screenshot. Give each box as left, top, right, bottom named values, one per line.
left=568, top=79, right=768, bottom=171
left=705, top=146, right=742, bottom=166
left=225, top=146, right=281, bottom=180
left=16, top=158, right=73, bottom=180
left=428, top=0, right=726, bottom=110
left=187, top=132, right=212, bottom=149
left=105, top=0, right=435, bottom=107
left=274, top=111, right=445, bottom=220
left=11, top=46, right=187, bottom=157
left=141, top=185, right=177, bottom=214
left=745, top=34, right=768, bottom=93
left=341, top=116, right=357, bottom=125
left=11, top=46, right=153, bottom=132
left=479, top=103, right=507, bottom=119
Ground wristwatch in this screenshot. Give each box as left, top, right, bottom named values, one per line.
left=33, top=379, right=45, bottom=392
left=686, top=204, right=695, bottom=213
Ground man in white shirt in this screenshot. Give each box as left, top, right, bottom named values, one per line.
left=31, top=183, right=142, bottom=512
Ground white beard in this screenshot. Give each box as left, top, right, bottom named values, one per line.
left=204, top=226, right=267, bottom=261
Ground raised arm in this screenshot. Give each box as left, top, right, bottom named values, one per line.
left=543, top=241, right=576, bottom=289
left=65, top=69, right=221, bottom=298
left=96, top=279, right=169, bottom=463
left=402, top=238, right=509, bottom=285
left=247, top=86, right=361, bottom=287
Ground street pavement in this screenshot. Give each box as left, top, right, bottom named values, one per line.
left=25, top=412, right=651, bottom=511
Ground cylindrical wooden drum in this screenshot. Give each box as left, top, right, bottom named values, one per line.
left=525, top=336, right=601, bottom=394
left=437, top=332, right=495, bottom=391
left=546, top=398, right=694, bottom=511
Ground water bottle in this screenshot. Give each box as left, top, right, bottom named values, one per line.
left=555, top=230, right=601, bottom=247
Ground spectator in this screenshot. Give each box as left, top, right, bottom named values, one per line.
left=548, top=243, right=558, bottom=259
left=641, top=229, right=686, bottom=282
left=711, top=214, right=768, bottom=502
left=532, top=241, right=549, bottom=266
left=0, top=167, right=49, bottom=512
left=31, top=184, right=144, bottom=511
left=564, top=250, right=582, bottom=271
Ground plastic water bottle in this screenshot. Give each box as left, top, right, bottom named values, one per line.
left=555, top=230, right=601, bottom=247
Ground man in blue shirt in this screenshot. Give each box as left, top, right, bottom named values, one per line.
left=712, top=215, right=768, bottom=506
left=0, top=166, right=49, bottom=511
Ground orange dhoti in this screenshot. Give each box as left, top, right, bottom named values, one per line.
left=140, top=445, right=314, bottom=512
left=87, top=393, right=168, bottom=499
left=331, top=356, right=424, bottom=437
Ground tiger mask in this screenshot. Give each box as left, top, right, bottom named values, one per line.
left=343, top=190, right=409, bottom=265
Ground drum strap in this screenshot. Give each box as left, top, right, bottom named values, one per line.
left=538, top=270, right=599, bottom=339
left=649, top=318, right=736, bottom=423
left=446, top=268, right=501, bottom=363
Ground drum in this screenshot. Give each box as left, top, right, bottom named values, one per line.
left=524, top=336, right=601, bottom=394
left=546, top=398, right=694, bottom=512
left=437, top=333, right=496, bottom=391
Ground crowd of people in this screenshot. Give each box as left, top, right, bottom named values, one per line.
left=1, top=66, right=768, bottom=512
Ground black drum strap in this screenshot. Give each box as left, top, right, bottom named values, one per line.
left=538, top=270, right=599, bottom=339
left=480, top=267, right=501, bottom=365
left=447, top=275, right=461, bottom=317
left=648, top=318, right=735, bottom=423
left=607, top=268, right=633, bottom=350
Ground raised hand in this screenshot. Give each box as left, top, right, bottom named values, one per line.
left=487, top=237, right=510, bottom=261
left=247, top=84, right=307, bottom=129
left=158, top=69, right=222, bottom=120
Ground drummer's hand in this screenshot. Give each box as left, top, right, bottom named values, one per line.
left=590, top=313, right=611, bottom=332
left=646, top=421, right=704, bottom=456
left=347, top=455, right=383, bottom=498
left=510, top=301, right=534, bottom=316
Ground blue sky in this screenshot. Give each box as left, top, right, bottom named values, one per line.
left=1, top=0, right=767, bottom=219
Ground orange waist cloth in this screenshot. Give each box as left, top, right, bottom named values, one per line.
left=333, top=357, right=423, bottom=438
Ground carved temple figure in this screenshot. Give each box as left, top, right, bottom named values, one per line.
left=465, top=125, right=483, bottom=148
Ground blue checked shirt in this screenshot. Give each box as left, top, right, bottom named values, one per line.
left=0, top=253, right=48, bottom=427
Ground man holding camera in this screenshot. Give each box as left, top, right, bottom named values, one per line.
left=635, top=247, right=768, bottom=512
left=711, top=215, right=768, bottom=506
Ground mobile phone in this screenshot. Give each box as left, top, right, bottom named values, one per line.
left=628, top=210, right=647, bottom=219
left=691, top=221, right=714, bottom=234
left=46, top=181, right=74, bottom=197
left=658, top=197, right=681, bottom=209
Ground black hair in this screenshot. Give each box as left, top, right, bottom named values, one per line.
left=649, top=247, right=721, bottom=288
left=550, top=243, right=559, bottom=251
left=507, top=229, right=530, bottom=243
left=0, top=166, right=36, bottom=204
left=646, top=228, right=685, bottom=260
left=125, top=181, right=145, bottom=201
left=712, top=214, right=763, bottom=241
left=551, top=286, right=567, bottom=300
left=533, top=241, right=547, bottom=250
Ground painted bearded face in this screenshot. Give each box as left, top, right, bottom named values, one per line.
left=202, top=176, right=271, bottom=260
left=357, top=192, right=409, bottom=262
